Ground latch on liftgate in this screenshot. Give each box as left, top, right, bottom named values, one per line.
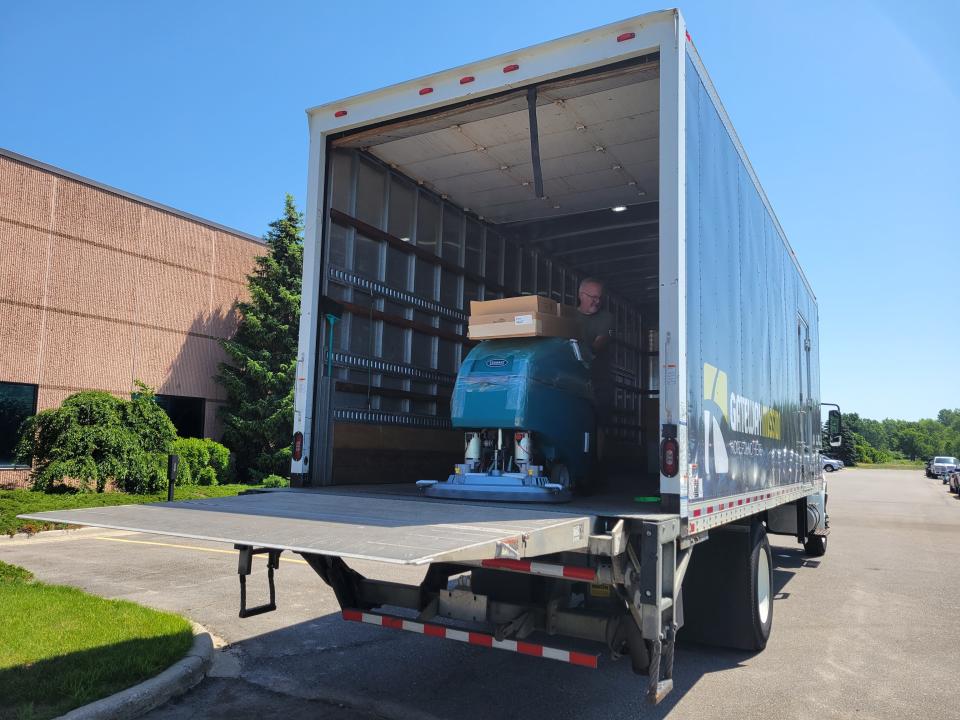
left=235, top=545, right=282, bottom=618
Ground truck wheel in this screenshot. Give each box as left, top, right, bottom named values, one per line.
left=803, top=534, right=827, bottom=557
left=680, top=520, right=773, bottom=651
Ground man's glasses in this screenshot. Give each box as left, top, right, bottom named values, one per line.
left=580, top=291, right=602, bottom=301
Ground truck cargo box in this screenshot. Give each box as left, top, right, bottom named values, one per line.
left=22, top=12, right=832, bottom=703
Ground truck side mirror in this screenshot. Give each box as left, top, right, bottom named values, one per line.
left=827, top=409, right=842, bottom=448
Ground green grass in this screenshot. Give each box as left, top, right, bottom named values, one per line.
left=854, top=460, right=925, bottom=469
left=857, top=460, right=923, bottom=470
left=0, top=560, right=193, bottom=720
left=1, top=484, right=264, bottom=537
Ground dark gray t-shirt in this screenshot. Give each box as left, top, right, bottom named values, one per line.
left=576, top=309, right=614, bottom=365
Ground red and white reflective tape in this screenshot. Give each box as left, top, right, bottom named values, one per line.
left=686, top=483, right=817, bottom=534
left=691, top=486, right=799, bottom=518
left=341, top=609, right=599, bottom=668
left=478, top=558, right=597, bottom=582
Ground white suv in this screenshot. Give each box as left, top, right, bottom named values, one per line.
left=932, top=456, right=959, bottom=482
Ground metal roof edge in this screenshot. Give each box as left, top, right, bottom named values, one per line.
left=0, top=147, right=264, bottom=245
left=305, top=9, right=678, bottom=116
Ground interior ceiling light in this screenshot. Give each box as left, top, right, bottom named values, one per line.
left=637, top=190, right=647, bottom=197
left=612, top=205, right=627, bottom=213
left=612, top=164, right=622, bottom=170
left=594, top=145, right=605, bottom=152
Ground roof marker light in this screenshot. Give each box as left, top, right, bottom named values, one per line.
left=334, top=110, right=347, bottom=118
left=617, top=32, right=636, bottom=42
left=419, top=87, right=433, bottom=96
left=686, top=30, right=693, bottom=43
left=460, top=76, right=475, bottom=84
left=503, top=64, right=519, bottom=73
left=611, top=206, right=627, bottom=213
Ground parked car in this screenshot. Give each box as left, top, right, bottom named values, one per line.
left=822, top=456, right=844, bottom=472
left=948, top=469, right=960, bottom=494
left=931, top=456, right=959, bottom=483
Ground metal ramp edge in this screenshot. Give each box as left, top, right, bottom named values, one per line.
left=17, top=491, right=594, bottom=565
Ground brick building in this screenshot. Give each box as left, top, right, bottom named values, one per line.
left=0, top=148, right=264, bottom=487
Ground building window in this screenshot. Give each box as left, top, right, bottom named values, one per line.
left=0, top=382, right=38, bottom=467
left=154, top=394, right=205, bottom=439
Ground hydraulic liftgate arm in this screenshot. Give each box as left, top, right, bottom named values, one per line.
left=232, top=522, right=693, bottom=706
left=617, top=518, right=691, bottom=704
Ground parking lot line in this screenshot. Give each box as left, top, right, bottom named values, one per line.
left=95, top=536, right=310, bottom=565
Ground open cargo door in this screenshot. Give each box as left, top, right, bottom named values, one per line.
left=18, top=490, right=594, bottom=565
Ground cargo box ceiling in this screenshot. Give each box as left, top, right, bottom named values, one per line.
left=334, top=58, right=659, bottom=225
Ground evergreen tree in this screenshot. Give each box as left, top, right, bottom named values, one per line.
left=217, top=195, right=303, bottom=480
left=821, top=421, right=858, bottom=466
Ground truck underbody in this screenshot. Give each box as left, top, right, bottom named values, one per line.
left=22, top=481, right=825, bottom=703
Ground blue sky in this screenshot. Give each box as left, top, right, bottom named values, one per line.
left=2, top=1, right=957, bottom=421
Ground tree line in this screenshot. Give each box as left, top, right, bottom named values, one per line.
left=824, top=409, right=960, bottom=466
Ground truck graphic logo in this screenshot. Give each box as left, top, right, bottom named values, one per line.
left=702, top=362, right=784, bottom=477
left=703, top=363, right=730, bottom=475
left=485, top=358, right=508, bottom=368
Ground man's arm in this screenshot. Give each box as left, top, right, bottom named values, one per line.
left=591, top=313, right=615, bottom=353
left=592, top=333, right=611, bottom=353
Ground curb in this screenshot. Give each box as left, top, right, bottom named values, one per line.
left=57, top=621, right=214, bottom=720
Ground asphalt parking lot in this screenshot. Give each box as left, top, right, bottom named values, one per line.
left=3, top=467, right=959, bottom=720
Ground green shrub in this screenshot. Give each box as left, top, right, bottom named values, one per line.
left=173, top=460, right=193, bottom=486
left=169, top=437, right=230, bottom=487
left=16, top=384, right=175, bottom=493
left=196, top=466, right=218, bottom=486
left=206, top=441, right=230, bottom=483
left=261, top=474, right=288, bottom=488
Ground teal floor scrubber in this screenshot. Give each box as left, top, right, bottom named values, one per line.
left=417, top=337, right=596, bottom=503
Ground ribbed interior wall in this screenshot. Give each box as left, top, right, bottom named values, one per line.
left=323, top=148, right=649, bottom=446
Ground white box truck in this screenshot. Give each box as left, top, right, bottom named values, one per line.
left=22, top=9, right=841, bottom=703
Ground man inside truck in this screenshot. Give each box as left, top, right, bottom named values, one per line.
left=576, top=277, right=615, bottom=432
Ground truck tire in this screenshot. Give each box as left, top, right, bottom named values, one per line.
left=680, top=520, right=773, bottom=651
left=803, top=534, right=827, bottom=557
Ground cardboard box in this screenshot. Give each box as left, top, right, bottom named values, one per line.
left=470, top=295, right=558, bottom=317
left=468, top=311, right=579, bottom=340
